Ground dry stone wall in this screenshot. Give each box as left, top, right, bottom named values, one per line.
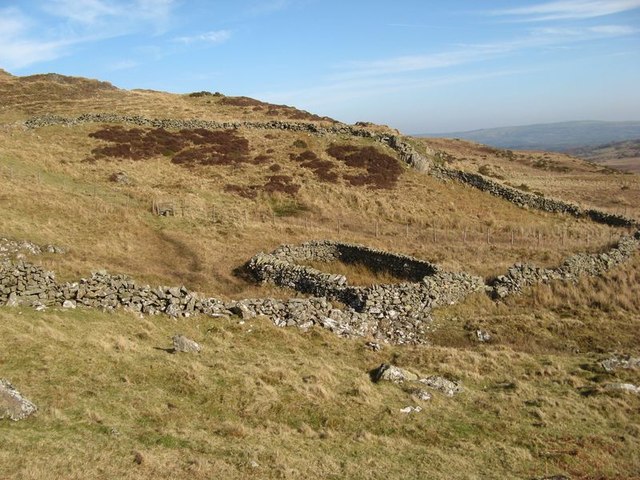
left=491, top=230, right=640, bottom=297
left=23, top=113, right=636, bottom=228
left=245, top=240, right=485, bottom=318
left=430, top=165, right=638, bottom=228
left=23, top=113, right=431, bottom=174
left=11, top=113, right=640, bottom=339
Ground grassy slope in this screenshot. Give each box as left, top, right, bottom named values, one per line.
left=1, top=72, right=639, bottom=479
left=568, top=140, right=640, bottom=174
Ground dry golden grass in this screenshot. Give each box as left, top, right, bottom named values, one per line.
left=1, top=306, right=639, bottom=479
left=2, top=71, right=640, bottom=479
left=0, top=121, right=622, bottom=299
left=415, top=137, right=640, bottom=221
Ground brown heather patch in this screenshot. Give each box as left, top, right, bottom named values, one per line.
left=88, top=126, right=252, bottom=167
left=326, top=144, right=404, bottom=189
left=219, top=95, right=336, bottom=122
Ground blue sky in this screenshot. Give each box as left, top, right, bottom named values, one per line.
left=1, top=0, right=639, bottom=133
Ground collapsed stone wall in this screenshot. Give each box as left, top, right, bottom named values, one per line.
left=491, top=230, right=640, bottom=297
left=0, top=258, right=434, bottom=345
left=245, top=240, right=485, bottom=317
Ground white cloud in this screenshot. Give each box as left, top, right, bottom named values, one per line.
left=334, top=22, right=636, bottom=81
left=174, top=30, right=232, bottom=45
left=43, top=0, right=122, bottom=25
left=493, top=0, right=640, bottom=21
left=0, top=1, right=179, bottom=70
left=43, top=0, right=175, bottom=26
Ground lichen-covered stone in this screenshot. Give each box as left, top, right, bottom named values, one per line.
left=0, top=380, right=37, bottom=421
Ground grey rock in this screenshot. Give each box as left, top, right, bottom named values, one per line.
left=371, top=363, right=419, bottom=383
left=419, top=376, right=463, bottom=396
left=399, top=405, right=422, bottom=414
left=228, top=303, right=256, bottom=320
left=601, top=355, right=640, bottom=372
left=475, top=329, right=491, bottom=342
left=604, top=383, right=639, bottom=394
left=5, top=292, right=19, bottom=307
left=62, top=299, right=76, bottom=309
left=0, top=379, right=37, bottom=421
left=172, top=334, right=201, bottom=353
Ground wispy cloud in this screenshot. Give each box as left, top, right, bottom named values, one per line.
left=257, top=19, right=637, bottom=112
left=42, top=0, right=122, bottom=25
left=492, top=0, right=640, bottom=21
left=0, top=1, right=178, bottom=70
left=248, top=0, right=294, bottom=15
left=334, top=23, right=637, bottom=81
left=174, top=30, right=232, bottom=45
left=0, top=7, right=75, bottom=69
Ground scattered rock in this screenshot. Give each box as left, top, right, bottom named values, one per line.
left=62, top=299, right=76, bottom=309
left=399, top=405, right=422, bottom=414
left=412, top=389, right=432, bottom=401
left=109, top=171, right=131, bottom=185
left=601, top=355, right=640, bottom=372
left=371, top=363, right=419, bottom=383
left=172, top=334, right=201, bottom=353
left=604, top=383, right=639, bottom=394
left=365, top=341, right=381, bottom=351
left=475, top=329, right=491, bottom=342
left=0, top=379, right=37, bottom=421
left=419, top=376, right=463, bottom=396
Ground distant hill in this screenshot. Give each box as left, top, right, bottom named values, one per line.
left=417, top=120, right=640, bottom=152
left=568, top=139, right=640, bottom=173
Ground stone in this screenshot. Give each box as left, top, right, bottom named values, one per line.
left=365, top=341, right=381, bottom=351
left=413, top=389, right=432, bottom=401
left=228, top=303, right=256, bottom=320
left=604, top=383, right=639, bottom=395
left=601, top=355, right=640, bottom=372
left=475, top=329, right=491, bottom=342
left=62, top=299, right=76, bottom=309
left=172, top=334, right=201, bottom=353
left=399, top=406, right=422, bottom=414
left=0, top=379, right=37, bottom=421
left=5, top=292, right=19, bottom=307
left=371, top=363, right=419, bottom=383
left=419, top=376, right=463, bottom=396
left=109, top=171, right=131, bottom=185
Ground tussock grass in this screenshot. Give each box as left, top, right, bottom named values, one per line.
left=2, top=72, right=640, bottom=479
left=1, top=307, right=639, bottom=479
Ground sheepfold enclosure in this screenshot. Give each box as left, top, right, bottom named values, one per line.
left=244, top=240, right=483, bottom=315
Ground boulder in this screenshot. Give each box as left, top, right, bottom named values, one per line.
left=172, top=334, right=201, bottom=353
left=0, top=379, right=37, bottom=421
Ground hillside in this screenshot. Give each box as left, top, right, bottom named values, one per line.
left=417, top=120, right=640, bottom=152
left=1, top=71, right=639, bottom=479
left=568, top=139, right=640, bottom=173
